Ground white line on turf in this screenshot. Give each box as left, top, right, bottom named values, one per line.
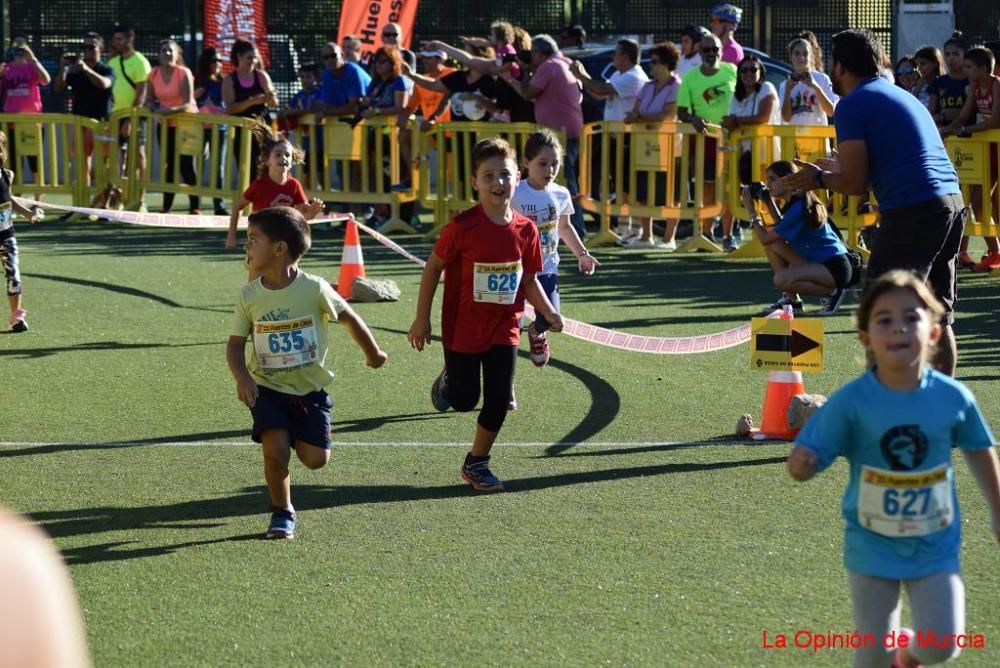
left=0, top=440, right=746, bottom=449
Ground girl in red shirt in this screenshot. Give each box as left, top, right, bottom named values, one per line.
left=225, top=122, right=323, bottom=260
left=408, top=138, right=563, bottom=492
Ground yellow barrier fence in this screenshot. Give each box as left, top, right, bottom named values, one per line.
left=287, top=113, right=418, bottom=233
left=578, top=121, right=725, bottom=249
left=724, top=124, right=878, bottom=259
left=943, top=131, right=1000, bottom=240
left=413, top=121, right=566, bottom=236
left=0, top=112, right=104, bottom=205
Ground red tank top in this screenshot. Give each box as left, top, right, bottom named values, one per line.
left=973, top=76, right=997, bottom=122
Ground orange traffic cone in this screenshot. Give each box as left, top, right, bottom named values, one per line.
left=751, top=369, right=806, bottom=440
left=335, top=219, right=366, bottom=300
left=752, top=305, right=805, bottom=440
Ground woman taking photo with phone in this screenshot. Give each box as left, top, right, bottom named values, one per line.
left=0, top=35, right=50, bottom=179
left=779, top=36, right=838, bottom=127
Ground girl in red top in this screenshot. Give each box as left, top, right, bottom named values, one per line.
left=226, top=122, right=323, bottom=277
left=943, top=47, right=1000, bottom=271
left=408, top=138, right=563, bottom=492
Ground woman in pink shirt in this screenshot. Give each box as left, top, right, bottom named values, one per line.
left=147, top=39, right=200, bottom=214
left=0, top=36, right=51, bottom=178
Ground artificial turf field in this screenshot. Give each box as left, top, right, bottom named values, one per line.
left=1, top=214, right=999, bottom=666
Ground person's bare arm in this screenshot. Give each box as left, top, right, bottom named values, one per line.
left=787, top=445, right=818, bottom=481
left=423, top=40, right=501, bottom=75
left=782, top=140, right=869, bottom=196
left=569, top=61, right=616, bottom=99
left=338, top=306, right=388, bottom=368
left=962, top=447, right=1000, bottom=543
left=226, top=336, right=258, bottom=408
left=81, top=62, right=112, bottom=90
left=407, top=252, right=446, bottom=351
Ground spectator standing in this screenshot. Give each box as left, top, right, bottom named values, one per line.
left=501, top=35, right=585, bottom=237
left=318, top=43, right=370, bottom=117
left=109, top=25, right=151, bottom=208
left=796, top=31, right=825, bottom=72
left=710, top=4, right=744, bottom=65
left=620, top=42, right=683, bottom=249
left=557, top=26, right=587, bottom=51
left=193, top=47, right=228, bottom=215
left=341, top=34, right=364, bottom=66
left=1, top=35, right=51, bottom=179
left=147, top=39, right=200, bottom=214
left=928, top=32, right=969, bottom=128
left=222, top=38, right=277, bottom=182
left=677, top=33, right=737, bottom=240
left=782, top=29, right=965, bottom=376
left=894, top=57, right=918, bottom=91
left=678, top=25, right=709, bottom=78
left=912, top=45, right=945, bottom=110
left=396, top=49, right=455, bottom=190
left=378, top=23, right=416, bottom=79
left=51, top=32, right=112, bottom=185
left=780, top=37, right=838, bottom=127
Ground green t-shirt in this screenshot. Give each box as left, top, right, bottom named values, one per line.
left=677, top=63, right=737, bottom=124
left=230, top=270, right=350, bottom=396
left=110, top=51, right=152, bottom=112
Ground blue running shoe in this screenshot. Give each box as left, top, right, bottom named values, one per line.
left=266, top=507, right=296, bottom=539
left=461, top=454, right=505, bottom=492
left=431, top=368, right=450, bottom=412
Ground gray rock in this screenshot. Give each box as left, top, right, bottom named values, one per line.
left=352, top=277, right=401, bottom=302
left=787, top=393, right=828, bottom=430
left=735, top=414, right=755, bottom=437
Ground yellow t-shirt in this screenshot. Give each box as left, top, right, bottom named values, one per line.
left=110, top=52, right=152, bottom=112
left=230, top=271, right=349, bottom=395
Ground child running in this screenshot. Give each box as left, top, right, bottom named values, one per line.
left=787, top=270, right=1000, bottom=668
left=407, top=137, right=563, bottom=492
left=227, top=206, right=387, bottom=539
left=0, top=129, right=43, bottom=332
left=225, top=121, right=324, bottom=269
left=511, top=129, right=598, bottom=367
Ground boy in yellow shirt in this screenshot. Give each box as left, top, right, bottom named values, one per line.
left=227, top=207, right=387, bottom=539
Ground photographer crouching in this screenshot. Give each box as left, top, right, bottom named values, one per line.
left=744, top=160, right=858, bottom=316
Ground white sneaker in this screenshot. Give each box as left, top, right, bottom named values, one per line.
left=621, top=237, right=659, bottom=249
left=659, top=239, right=677, bottom=251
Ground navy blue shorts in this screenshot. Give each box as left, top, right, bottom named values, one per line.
left=250, top=385, right=333, bottom=449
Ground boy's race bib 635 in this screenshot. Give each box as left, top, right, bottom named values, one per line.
left=253, top=316, right=319, bottom=370
left=857, top=464, right=953, bottom=538
left=473, top=260, right=523, bottom=305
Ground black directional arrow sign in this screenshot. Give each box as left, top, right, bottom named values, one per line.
left=755, top=330, right=821, bottom=358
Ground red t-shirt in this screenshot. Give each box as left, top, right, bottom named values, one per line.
left=242, top=175, right=307, bottom=211
left=434, top=205, right=543, bottom=354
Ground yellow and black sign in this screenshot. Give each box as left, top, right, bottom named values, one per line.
left=750, top=318, right=823, bottom=372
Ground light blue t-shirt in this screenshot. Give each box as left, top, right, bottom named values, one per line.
left=833, top=77, right=959, bottom=212
left=796, top=368, right=994, bottom=580
left=320, top=62, right=371, bottom=108
left=772, top=198, right=847, bottom=264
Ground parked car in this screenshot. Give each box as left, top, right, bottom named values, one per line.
left=566, top=44, right=792, bottom=123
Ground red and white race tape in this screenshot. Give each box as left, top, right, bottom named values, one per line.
left=15, top=197, right=349, bottom=229
left=17, top=201, right=755, bottom=354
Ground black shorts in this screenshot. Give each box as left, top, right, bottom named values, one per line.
left=822, top=253, right=853, bottom=289
left=250, top=385, right=333, bottom=449
left=866, top=193, right=967, bottom=325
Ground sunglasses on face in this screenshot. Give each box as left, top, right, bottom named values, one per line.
left=382, top=32, right=398, bottom=38
left=701, top=47, right=720, bottom=54
left=896, top=68, right=914, bottom=75
left=83, top=44, right=97, bottom=50
left=739, top=68, right=758, bottom=74
left=322, top=53, right=336, bottom=60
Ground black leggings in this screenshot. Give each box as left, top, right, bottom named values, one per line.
left=444, top=344, right=517, bottom=433
left=160, top=126, right=200, bottom=211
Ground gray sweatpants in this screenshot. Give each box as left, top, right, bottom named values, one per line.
left=849, top=571, right=965, bottom=667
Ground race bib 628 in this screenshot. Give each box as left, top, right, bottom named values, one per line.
left=473, top=261, right=523, bottom=305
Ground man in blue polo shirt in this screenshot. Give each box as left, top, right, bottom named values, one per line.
left=784, top=29, right=966, bottom=376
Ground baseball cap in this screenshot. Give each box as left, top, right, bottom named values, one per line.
left=680, top=25, right=712, bottom=40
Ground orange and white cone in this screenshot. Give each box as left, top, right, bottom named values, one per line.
left=752, top=370, right=806, bottom=441
left=335, top=219, right=366, bottom=300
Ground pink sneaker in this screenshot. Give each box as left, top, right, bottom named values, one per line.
left=9, top=308, right=27, bottom=333
left=528, top=325, right=550, bottom=367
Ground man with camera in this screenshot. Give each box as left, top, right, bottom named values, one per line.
left=52, top=33, right=112, bottom=184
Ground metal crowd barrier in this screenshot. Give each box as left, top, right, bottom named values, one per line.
left=578, top=121, right=725, bottom=249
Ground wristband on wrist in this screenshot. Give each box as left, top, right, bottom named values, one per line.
left=814, top=169, right=825, bottom=188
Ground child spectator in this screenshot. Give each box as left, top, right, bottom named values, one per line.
left=227, top=206, right=387, bottom=539
left=225, top=122, right=323, bottom=262
left=912, top=45, right=945, bottom=109
left=788, top=270, right=1000, bottom=668
left=747, top=160, right=855, bottom=316
left=512, top=129, right=597, bottom=368
left=279, top=63, right=323, bottom=188
left=943, top=47, right=1000, bottom=271
left=928, top=32, right=969, bottom=128
left=780, top=37, right=838, bottom=127
left=894, top=56, right=918, bottom=91
left=407, top=138, right=563, bottom=492
left=0, top=129, right=44, bottom=332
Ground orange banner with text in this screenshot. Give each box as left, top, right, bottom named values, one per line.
left=336, top=0, right=419, bottom=61
left=204, top=0, right=271, bottom=70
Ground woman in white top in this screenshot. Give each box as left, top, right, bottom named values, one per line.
left=720, top=54, right=780, bottom=250
left=779, top=37, right=838, bottom=127
left=620, top=42, right=682, bottom=249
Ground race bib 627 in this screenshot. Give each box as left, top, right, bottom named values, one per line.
left=857, top=464, right=953, bottom=538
